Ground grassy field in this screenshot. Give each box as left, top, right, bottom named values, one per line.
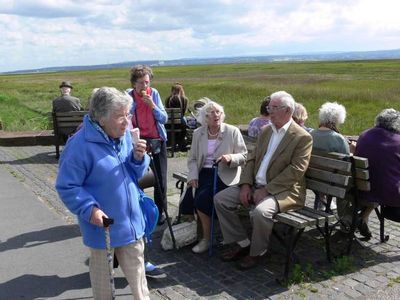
left=1, top=59, right=400, bottom=135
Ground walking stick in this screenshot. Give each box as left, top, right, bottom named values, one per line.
left=147, top=146, right=177, bottom=249
left=102, top=217, right=116, bottom=300
left=209, top=160, right=219, bottom=257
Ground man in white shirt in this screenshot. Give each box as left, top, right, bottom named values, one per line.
left=214, top=91, right=313, bottom=270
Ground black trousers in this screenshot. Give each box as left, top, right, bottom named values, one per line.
left=150, top=141, right=168, bottom=215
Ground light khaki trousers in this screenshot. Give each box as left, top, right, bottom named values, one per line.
left=214, top=185, right=278, bottom=256
left=89, top=238, right=149, bottom=300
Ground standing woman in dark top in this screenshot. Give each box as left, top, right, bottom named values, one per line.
left=165, top=82, right=189, bottom=116
left=128, top=65, right=168, bottom=225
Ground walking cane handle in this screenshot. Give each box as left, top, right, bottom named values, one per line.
left=102, top=217, right=114, bottom=228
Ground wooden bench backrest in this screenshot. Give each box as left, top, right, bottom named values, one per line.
left=164, top=108, right=185, bottom=156
left=165, top=108, right=183, bottom=127
left=306, top=151, right=370, bottom=199
left=52, top=111, right=87, bottom=134
left=241, top=135, right=370, bottom=198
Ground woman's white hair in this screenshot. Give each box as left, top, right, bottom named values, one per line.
left=196, top=99, right=225, bottom=126
left=318, top=102, right=346, bottom=127
left=375, top=108, right=400, bottom=134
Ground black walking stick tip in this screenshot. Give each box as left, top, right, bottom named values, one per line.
left=102, top=217, right=114, bottom=227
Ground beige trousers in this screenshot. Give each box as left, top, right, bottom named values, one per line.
left=214, top=185, right=278, bottom=256
left=89, top=238, right=149, bottom=300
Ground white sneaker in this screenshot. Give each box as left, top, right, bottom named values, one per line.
left=192, top=239, right=209, bottom=254
left=330, top=199, right=337, bottom=210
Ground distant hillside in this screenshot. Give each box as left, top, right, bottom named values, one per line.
left=4, top=48, right=400, bottom=74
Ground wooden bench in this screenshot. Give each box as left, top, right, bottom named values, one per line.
left=51, top=111, right=88, bottom=158
left=165, top=108, right=185, bottom=157
left=172, top=138, right=371, bottom=281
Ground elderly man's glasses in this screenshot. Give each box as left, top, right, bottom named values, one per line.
left=267, top=105, right=286, bottom=113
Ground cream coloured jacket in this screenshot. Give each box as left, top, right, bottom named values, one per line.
left=187, top=123, right=247, bottom=186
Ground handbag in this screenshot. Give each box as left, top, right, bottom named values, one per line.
left=139, top=191, right=159, bottom=243
left=144, top=138, right=162, bottom=154
left=161, top=221, right=197, bottom=250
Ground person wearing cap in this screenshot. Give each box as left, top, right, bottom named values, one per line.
left=52, top=81, right=83, bottom=113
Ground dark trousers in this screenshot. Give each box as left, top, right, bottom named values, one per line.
left=179, top=168, right=228, bottom=217
left=150, top=141, right=168, bottom=215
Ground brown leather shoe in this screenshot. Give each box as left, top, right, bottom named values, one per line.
left=221, top=245, right=250, bottom=262
left=237, top=255, right=260, bottom=270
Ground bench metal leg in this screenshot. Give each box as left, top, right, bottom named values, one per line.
left=273, top=226, right=305, bottom=282
left=55, top=136, right=60, bottom=159
left=375, top=206, right=389, bottom=242
left=316, top=220, right=334, bottom=262
left=346, top=189, right=359, bottom=255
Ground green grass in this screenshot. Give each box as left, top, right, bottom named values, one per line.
left=1, top=59, right=400, bottom=134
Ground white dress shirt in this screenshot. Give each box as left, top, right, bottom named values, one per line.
left=255, top=119, right=293, bottom=186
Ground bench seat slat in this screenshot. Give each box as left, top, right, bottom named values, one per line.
left=275, top=213, right=311, bottom=228
left=173, top=172, right=188, bottom=182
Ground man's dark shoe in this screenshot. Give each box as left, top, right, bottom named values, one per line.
left=237, top=255, right=261, bottom=270
left=357, top=219, right=372, bottom=239
left=221, top=245, right=250, bottom=262
left=157, top=214, right=166, bottom=226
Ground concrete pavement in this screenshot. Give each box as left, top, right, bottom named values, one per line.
left=0, top=145, right=400, bottom=299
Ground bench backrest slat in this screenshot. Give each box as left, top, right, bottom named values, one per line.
left=306, top=178, right=347, bottom=198
left=309, top=155, right=352, bottom=173
left=306, top=167, right=350, bottom=186
left=52, top=111, right=87, bottom=131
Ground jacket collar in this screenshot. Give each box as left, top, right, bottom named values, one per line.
left=269, top=121, right=300, bottom=163
left=199, top=123, right=227, bottom=155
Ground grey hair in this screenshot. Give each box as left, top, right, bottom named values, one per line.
left=89, top=87, right=132, bottom=122
left=270, top=91, right=295, bottom=114
left=197, top=99, right=226, bottom=126
left=375, top=108, right=400, bottom=133
left=318, top=102, right=346, bottom=127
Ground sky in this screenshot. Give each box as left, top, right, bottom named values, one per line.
left=0, top=0, right=399, bottom=72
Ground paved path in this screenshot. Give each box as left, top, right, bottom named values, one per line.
left=0, top=145, right=399, bottom=299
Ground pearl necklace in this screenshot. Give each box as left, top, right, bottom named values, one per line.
left=208, top=127, right=220, bottom=137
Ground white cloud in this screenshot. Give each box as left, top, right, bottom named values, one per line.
left=0, top=0, right=399, bottom=72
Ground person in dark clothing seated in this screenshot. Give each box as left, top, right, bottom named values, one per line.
left=52, top=81, right=83, bottom=142
left=52, top=81, right=82, bottom=113
left=355, top=108, right=400, bottom=238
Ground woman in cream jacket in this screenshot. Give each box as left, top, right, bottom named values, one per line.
left=182, top=99, right=247, bottom=254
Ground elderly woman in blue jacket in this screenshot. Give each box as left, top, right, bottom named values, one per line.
left=56, top=87, right=150, bottom=299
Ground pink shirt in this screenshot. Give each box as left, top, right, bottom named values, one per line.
left=204, top=139, right=217, bottom=168
left=131, top=89, right=160, bottom=139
